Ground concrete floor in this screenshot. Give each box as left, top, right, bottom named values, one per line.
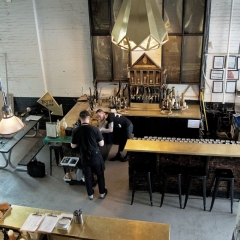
left=0, top=130, right=238, bottom=240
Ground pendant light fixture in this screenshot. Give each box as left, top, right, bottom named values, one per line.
left=111, top=0, right=168, bottom=51
left=0, top=55, right=25, bottom=135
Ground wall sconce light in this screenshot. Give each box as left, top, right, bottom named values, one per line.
left=111, top=0, right=168, bottom=51
left=0, top=78, right=25, bottom=135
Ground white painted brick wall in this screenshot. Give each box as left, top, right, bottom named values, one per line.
left=0, top=0, right=43, bottom=97
left=205, top=0, right=240, bottom=103
left=0, top=0, right=93, bottom=97
left=0, top=0, right=240, bottom=103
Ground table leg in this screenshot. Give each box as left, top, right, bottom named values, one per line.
left=0, top=152, right=8, bottom=169
left=0, top=151, right=27, bottom=171
left=25, top=122, right=42, bottom=138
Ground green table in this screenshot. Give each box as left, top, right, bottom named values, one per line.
left=43, top=136, right=72, bottom=144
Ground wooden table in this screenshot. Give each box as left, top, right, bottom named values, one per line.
left=0, top=205, right=170, bottom=240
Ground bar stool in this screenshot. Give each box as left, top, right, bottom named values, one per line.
left=49, top=142, right=64, bottom=175
left=183, top=167, right=206, bottom=211
left=209, top=168, right=234, bottom=213
left=160, top=165, right=184, bottom=209
left=131, top=168, right=153, bottom=206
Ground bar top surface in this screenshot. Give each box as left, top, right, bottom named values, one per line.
left=118, top=104, right=201, bottom=119
left=0, top=205, right=170, bottom=240
left=125, top=139, right=240, bottom=157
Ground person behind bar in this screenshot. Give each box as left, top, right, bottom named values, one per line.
left=71, top=110, right=108, bottom=200
left=96, top=109, right=133, bottom=162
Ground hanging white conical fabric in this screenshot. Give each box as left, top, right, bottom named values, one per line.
left=111, top=0, right=168, bottom=51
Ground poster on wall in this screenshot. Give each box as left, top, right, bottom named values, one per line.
left=226, top=81, right=236, bottom=93
left=227, top=55, right=236, bottom=69
left=213, top=56, right=225, bottom=69
left=210, top=70, right=224, bottom=80
left=212, top=81, right=223, bottom=93
left=227, top=70, right=239, bottom=80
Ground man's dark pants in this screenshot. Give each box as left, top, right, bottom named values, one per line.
left=83, top=156, right=105, bottom=196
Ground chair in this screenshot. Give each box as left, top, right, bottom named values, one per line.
left=131, top=162, right=156, bottom=206
left=49, top=142, right=64, bottom=175
left=131, top=168, right=153, bottom=206
left=183, top=167, right=207, bottom=211
left=209, top=168, right=234, bottom=213
left=160, top=165, right=183, bottom=209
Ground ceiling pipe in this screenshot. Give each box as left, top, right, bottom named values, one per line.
left=222, top=0, right=234, bottom=104
left=32, top=0, right=48, bottom=93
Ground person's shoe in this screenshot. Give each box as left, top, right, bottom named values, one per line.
left=89, top=195, right=93, bottom=200
left=121, top=154, right=129, bottom=162
left=89, top=189, right=94, bottom=200
left=109, top=153, right=121, bottom=161
left=100, top=189, right=108, bottom=199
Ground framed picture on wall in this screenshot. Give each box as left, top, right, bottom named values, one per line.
left=238, top=57, right=240, bottom=69
left=210, top=70, right=224, bottom=80
left=226, top=81, right=236, bottom=93
left=227, top=70, right=239, bottom=80
left=227, top=55, right=236, bottom=69
left=212, top=81, right=223, bottom=93
left=213, top=56, right=225, bottom=69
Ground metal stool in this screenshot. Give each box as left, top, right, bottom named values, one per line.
left=131, top=169, right=153, bottom=206
left=183, top=167, right=206, bottom=211
left=209, top=168, right=234, bottom=213
left=160, top=165, right=183, bottom=209
left=49, top=142, right=64, bottom=175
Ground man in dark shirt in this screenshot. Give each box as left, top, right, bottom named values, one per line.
left=71, top=110, right=108, bottom=200
left=96, top=109, right=133, bottom=161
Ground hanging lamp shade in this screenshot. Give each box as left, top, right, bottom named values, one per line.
left=0, top=79, right=25, bottom=135
left=0, top=102, right=25, bottom=135
left=111, top=0, right=168, bottom=51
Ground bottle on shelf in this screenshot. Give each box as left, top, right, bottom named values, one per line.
left=56, top=119, right=60, bottom=136
left=62, top=118, right=67, bottom=129
left=59, top=118, right=67, bottom=139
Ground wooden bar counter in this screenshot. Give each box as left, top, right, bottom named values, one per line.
left=118, top=104, right=201, bottom=119
left=118, top=104, right=201, bottom=139
left=63, top=102, right=89, bottom=127
left=125, top=139, right=240, bottom=195
left=0, top=205, right=170, bottom=240
left=125, top=139, right=240, bottom=157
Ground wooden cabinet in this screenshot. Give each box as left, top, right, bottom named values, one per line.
left=129, top=53, right=166, bottom=105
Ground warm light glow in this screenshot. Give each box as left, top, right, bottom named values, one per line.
left=0, top=115, right=25, bottom=135
left=111, top=0, right=168, bottom=51
left=0, top=77, right=25, bottom=135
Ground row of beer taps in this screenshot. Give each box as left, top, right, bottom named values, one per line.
left=130, top=86, right=161, bottom=103
left=108, top=82, right=129, bottom=109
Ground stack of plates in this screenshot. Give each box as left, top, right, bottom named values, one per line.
left=55, top=217, right=72, bottom=230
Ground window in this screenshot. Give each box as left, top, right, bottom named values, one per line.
left=88, top=0, right=130, bottom=82
left=88, top=0, right=209, bottom=84
left=162, top=0, right=207, bottom=84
